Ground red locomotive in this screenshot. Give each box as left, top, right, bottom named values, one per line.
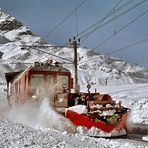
left=5, top=60, right=130, bottom=137
left=5, top=61, right=73, bottom=106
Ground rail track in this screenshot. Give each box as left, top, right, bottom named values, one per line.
left=123, top=134, right=148, bottom=144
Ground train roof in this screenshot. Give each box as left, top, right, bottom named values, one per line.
left=5, top=71, right=22, bottom=84
left=29, top=63, right=70, bottom=72
left=5, top=63, right=70, bottom=84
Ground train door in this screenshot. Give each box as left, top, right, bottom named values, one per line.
left=56, top=75, right=69, bottom=93
left=46, top=75, right=55, bottom=90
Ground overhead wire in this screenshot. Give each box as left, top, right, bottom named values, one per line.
left=26, top=1, right=147, bottom=67
left=43, top=0, right=87, bottom=40
left=77, top=0, right=124, bottom=38
left=106, top=37, right=148, bottom=55
left=93, top=9, right=148, bottom=51
left=75, top=9, right=79, bottom=37
left=113, top=8, right=117, bottom=34
left=77, top=0, right=135, bottom=39
left=65, top=0, right=122, bottom=44
left=77, top=0, right=124, bottom=69
left=87, top=0, right=121, bottom=82
left=79, top=0, right=146, bottom=43
left=108, top=84, right=148, bottom=94
left=79, top=0, right=147, bottom=61
left=25, top=47, right=73, bottom=63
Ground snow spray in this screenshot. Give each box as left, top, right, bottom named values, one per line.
left=7, top=83, right=75, bottom=133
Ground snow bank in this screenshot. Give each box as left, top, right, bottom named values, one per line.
left=142, top=135, right=148, bottom=142
left=77, top=126, right=127, bottom=137
left=0, top=119, right=147, bottom=148
left=66, top=105, right=87, bottom=114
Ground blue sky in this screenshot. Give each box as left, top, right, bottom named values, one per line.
left=0, top=0, right=148, bottom=67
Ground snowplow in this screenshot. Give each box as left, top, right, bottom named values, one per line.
left=5, top=61, right=130, bottom=137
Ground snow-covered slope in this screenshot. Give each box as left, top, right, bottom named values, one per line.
left=1, top=10, right=148, bottom=147
left=0, top=10, right=148, bottom=87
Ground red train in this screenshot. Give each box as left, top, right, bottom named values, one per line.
left=5, top=61, right=73, bottom=105
left=5, top=61, right=130, bottom=137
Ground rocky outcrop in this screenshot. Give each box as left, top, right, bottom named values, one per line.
left=0, top=35, right=10, bottom=44
left=0, top=19, right=23, bottom=31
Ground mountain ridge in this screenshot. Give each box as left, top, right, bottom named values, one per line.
left=0, top=10, right=148, bottom=87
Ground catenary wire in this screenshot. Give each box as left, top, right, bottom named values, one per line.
left=26, top=47, right=73, bottom=63
left=80, top=0, right=146, bottom=43
left=106, top=37, right=148, bottom=55
left=75, top=9, right=79, bottom=37
left=77, top=0, right=124, bottom=38
left=43, top=0, right=87, bottom=40
left=93, top=9, right=148, bottom=51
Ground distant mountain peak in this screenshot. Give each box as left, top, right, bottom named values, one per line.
left=0, top=10, right=23, bottom=31
left=0, top=10, right=148, bottom=86
left=0, top=10, right=44, bottom=44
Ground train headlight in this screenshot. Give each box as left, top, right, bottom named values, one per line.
left=62, top=83, right=67, bottom=92
left=32, top=95, right=37, bottom=99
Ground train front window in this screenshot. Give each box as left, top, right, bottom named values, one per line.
left=30, top=75, right=44, bottom=94
left=57, top=75, right=69, bottom=92
left=46, top=75, right=55, bottom=85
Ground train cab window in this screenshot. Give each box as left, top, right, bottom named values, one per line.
left=30, top=75, right=44, bottom=94
left=56, top=75, right=69, bottom=92
left=46, top=75, right=55, bottom=85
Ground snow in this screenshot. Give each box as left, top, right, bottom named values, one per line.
left=77, top=126, right=127, bottom=137
left=66, top=105, right=87, bottom=114
left=0, top=119, right=148, bottom=147
left=1, top=83, right=148, bottom=147
left=0, top=11, right=11, bottom=24
left=142, top=136, right=148, bottom=142
left=0, top=10, right=148, bottom=147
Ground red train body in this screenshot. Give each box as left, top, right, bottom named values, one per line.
left=5, top=62, right=73, bottom=106
left=5, top=62, right=130, bottom=137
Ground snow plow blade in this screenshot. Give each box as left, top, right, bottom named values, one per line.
left=66, top=110, right=115, bottom=133
left=65, top=110, right=128, bottom=137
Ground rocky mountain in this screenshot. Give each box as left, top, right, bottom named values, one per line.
left=0, top=10, right=148, bottom=88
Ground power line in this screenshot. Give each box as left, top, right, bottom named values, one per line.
left=113, top=8, right=116, bottom=34
left=22, top=45, right=66, bottom=48
left=108, top=84, right=148, bottom=94
left=77, top=0, right=134, bottom=39
left=93, top=9, right=148, bottom=50
left=106, top=37, right=148, bottom=55
left=77, top=0, right=124, bottom=38
left=75, top=9, right=79, bottom=37
left=80, top=0, right=146, bottom=43
left=81, top=0, right=146, bottom=41
left=25, top=47, right=72, bottom=63
left=43, top=0, right=87, bottom=40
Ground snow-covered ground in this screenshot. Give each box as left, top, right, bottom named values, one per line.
left=0, top=83, right=148, bottom=147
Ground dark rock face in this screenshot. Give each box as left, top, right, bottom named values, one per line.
left=0, top=35, right=10, bottom=44
left=0, top=51, right=4, bottom=59
left=0, top=19, right=23, bottom=31
left=18, top=30, right=33, bottom=36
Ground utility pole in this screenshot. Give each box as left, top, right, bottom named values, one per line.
left=105, top=77, right=108, bottom=86
left=69, top=37, right=80, bottom=93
